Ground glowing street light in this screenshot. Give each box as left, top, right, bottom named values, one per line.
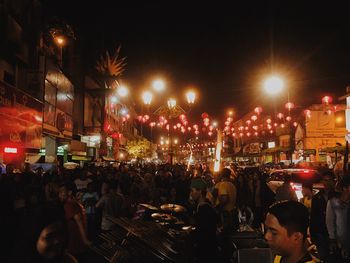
left=167, top=98, right=176, bottom=109
left=117, top=85, right=129, bottom=97
left=263, top=75, right=284, bottom=95
left=152, top=79, right=165, bottom=92
left=54, top=35, right=65, bottom=46
left=186, top=91, right=196, bottom=104
left=142, top=91, right=153, bottom=105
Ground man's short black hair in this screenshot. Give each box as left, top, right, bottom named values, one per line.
left=221, top=168, right=231, bottom=178
left=268, top=201, right=309, bottom=239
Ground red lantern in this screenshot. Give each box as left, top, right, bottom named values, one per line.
left=251, top=115, right=258, bottom=121
left=266, top=118, right=272, bottom=124
left=246, top=120, right=251, bottom=125
left=322, top=96, right=333, bottom=105
left=281, top=123, right=285, bottom=128
left=179, top=114, right=186, bottom=120
left=239, top=133, right=244, bottom=137
left=193, top=124, right=199, bottom=130
left=247, top=132, right=251, bottom=137
left=254, top=107, right=263, bottom=114
left=195, top=130, right=200, bottom=135
left=173, top=125, right=177, bottom=130
left=253, top=125, right=258, bottom=130
left=232, top=133, right=236, bottom=137
left=208, top=131, right=213, bottom=136
left=209, top=125, right=214, bottom=131
left=137, top=115, right=143, bottom=121
left=286, top=116, right=292, bottom=122
left=285, top=102, right=295, bottom=110
left=277, top=113, right=284, bottom=119
left=166, top=124, right=170, bottom=130
left=201, top=112, right=209, bottom=119
left=176, top=123, right=181, bottom=128
left=304, top=109, right=311, bottom=118
left=254, top=132, right=258, bottom=136
left=293, top=122, right=298, bottom=127
left=227, top=117, right=233, bottom=122
left=224, top=121, right=230, bottom=126
left=274, top=123, right=278, bottom=127
left=326, top=109, right=332, bottom=115
left=245, top=126, right=249, bottom=131
left=188, top=127, right=192, bottom=131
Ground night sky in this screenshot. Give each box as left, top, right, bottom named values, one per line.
left=43, top=1, right=350, bottom=122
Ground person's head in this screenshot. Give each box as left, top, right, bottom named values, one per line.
left=284, top=174, right=292, bottom=184
left=190, top=178, right=207, bottom=202
left=16, top=203, right=67, bottom=262
left=301, top=182, right=313, bottom=198
left=58, top=184, right=70, bottom=202
left=321, top=172, right=334, bottom=192
left=264, top=201, right=309, bottom=257
left=220, top=168, right=231, bottom=180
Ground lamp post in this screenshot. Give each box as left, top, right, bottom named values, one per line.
left=54, top=35, right=65, bottom=67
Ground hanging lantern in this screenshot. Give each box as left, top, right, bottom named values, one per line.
left=181, top=127, right=186, bottom=133
left=227, top=117, right=233, bottom=122
left=224, top=126, right=230, bottom=132
left=251, top=115, right=258, bottom=121
left=253, top=125, right=258, bottom=130
left=286, top=116, right=292, bottom=122
left=144, top=114, right=150, bottom=120
left=173, top=125, right=177, bottom=130
left=254, top=132, right=258, bottom=136
left=195, top=130, right=200, bottom=135
left=244, top=126, right=248, bottom=131
left=277, top=113, right=284, bottom=119
left=209, top=125, right=214, bottom=131
left=247, top=132, right=251, bottom=137
left=293, top=122, right=298, bottom=127
left=166, top=124, right=170, bottom=130
left=281, top=123, right=285, bottom=128
left=126, top=114, right=130, bottom=119
left=176, top=123, right=181, bottom=128
left=266, top=118, right=272, bottom=124
left=322, top=96, right=333, bottom=105
left=304, top=109, right=311, bottom=118
left=225, top=121, right=230, bottom=126
left=183, top=121, right=188, bottom=126
left=137, top=115, right=143, bottom=121
left=193, top=124, right=199, bottom=130
left=239, top=126, right=244, bottom=131
left=232, top=133, right=236, bottom=137
left=188, top=127, right=192, bottom=131
left=274, top=123, right=278, bottom=127
left=246, top=120, right=251, bottom=125
left=150, top=122, right=156, bottom=127
left=179, top=114, right=186, bottom=120
left=231, top=127, right=235, bottom=132
left=270, top=130, right=274, bottom=134
left=201, top=112, right=209, bottom=119
left=285, top=102, right=295, bottom=110
left=239, top=133, right=244, bottom=137
left=208, top=131, right=213, bottom=136
left=254, top=106, right=263, bottom=114
left=267, top=124, right=272, bottom=130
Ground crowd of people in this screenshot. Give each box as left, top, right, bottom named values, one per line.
left=0, top=161, right=349, bottom=263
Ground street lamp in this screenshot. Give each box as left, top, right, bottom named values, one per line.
left=263, top=75, right=284, bottom=95
left=117, top=85, right=129, bottom=97
left=142, top=91, right=153, bottom=105
left=186, top=91, right=196, bottom=104
left=167, top=98, right=177, bottom=109
left=152, top=79, right=166, bottom=92
left=54, top=35, right=65, bottom=66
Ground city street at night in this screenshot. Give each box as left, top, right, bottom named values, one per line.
left=2, top=1, right=350, bottom=262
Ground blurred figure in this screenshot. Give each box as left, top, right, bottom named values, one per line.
left=190, top=177, right=218, bottom=263
left=264, top=201, right=315, bottom=263
left=301, top=182, right=313, bottom=212
left=310, top=172, right=335, bottom=262
left=275, top=174, right=298, bottom=202
left=326, top=176, right=350, bottom=262
left=14, top=203, right=78, bottom=262
left=59, top=184, right=91, bottom=259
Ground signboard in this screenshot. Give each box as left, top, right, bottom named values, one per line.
left=268, top=141, right=276, bottom=149
left=0, top=81, right=43, bottom=149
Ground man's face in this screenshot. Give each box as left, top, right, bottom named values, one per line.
left=264, top=213, right=299, bottom=256
left=190, top=188, right=201, bottom=202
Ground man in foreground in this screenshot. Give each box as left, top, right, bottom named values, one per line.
left=264, top=201, right=315, bottom=263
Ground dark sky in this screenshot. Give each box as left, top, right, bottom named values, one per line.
left=43, top=1, right=350, bottom=122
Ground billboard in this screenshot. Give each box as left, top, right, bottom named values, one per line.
left=0, top=81, right=43, bottom=149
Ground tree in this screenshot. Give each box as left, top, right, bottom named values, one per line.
left=126, top=136, right=152, bottom=159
